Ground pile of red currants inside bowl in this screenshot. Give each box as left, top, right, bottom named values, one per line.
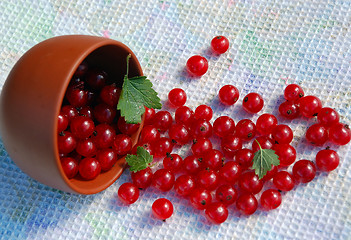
left=57, top=61, right=141, bottom=181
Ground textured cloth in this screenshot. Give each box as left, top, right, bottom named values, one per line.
left=0, top=0, right=351, bottom=239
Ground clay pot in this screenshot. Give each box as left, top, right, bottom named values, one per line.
left=0, top=35, right=144, bottom=194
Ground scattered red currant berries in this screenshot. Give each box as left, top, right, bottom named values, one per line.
left=168, top=88, right=187, bottom=107
left=211, top=36, right=230, bottom=54
left=186, top=55, right=208, bottom=77
left=242, top=92, right=264, bottom=113
left=118, top=182, right=139, bottom=205
left=152, top=198, right=174, bottom=220
left=218, top=85, right=239, bottom=105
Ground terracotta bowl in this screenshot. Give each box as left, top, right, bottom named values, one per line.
left=0, top=35, right=144, bottom=194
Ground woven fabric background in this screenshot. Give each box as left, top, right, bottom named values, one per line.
left=1, top=0, right=351, bottom=239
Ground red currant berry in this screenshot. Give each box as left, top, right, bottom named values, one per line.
left=168, top=123, right=191, bottom=145
left=238, top=171, right=263, bottom=194
left=235, top=119, right=256, bottom=142
left=132, top=142, right=154, bottom=156
left=78, top=157, right=101, bottom=180
left=153, top=111, right=173, bottom=132
left=163, top=153, right=183, bottom=173
left=168, top=88, right=187, bottom=107
left=279, top=101, right=300, bottom=119
left=152, top=198, right=173, bottom=220
left=58, top=131, right=77, bottom=154
left=203, top=149, right=224, bottom=171
left=70, top=116, right=95, bottom=139
left=92, top=124, right=116, bottom=149
left=196, top=169, right=219, bottom=190
left=218, top=161, right=242, bottom=184
left=118, top=182, right=139, bottom=205
left=79, top=106, right=93, bottom=119
left=100, top=84, right=121, bottom=107
left=315, top=149, right=340, bottom=172
left=273, top=171, right=295, bottom=191
left=236, top=193, right=258, bottom=215
left=191, top=138, right=213, bottom=157
left=174, top=174, right=196, bottom=197
left=256, top=113, right=278, bottom=135
left=260, top=189, right=282, bottom=210
left=242, top=92, right=264, bottom=113
left=190, top=188, right=212, bottom=210
left=131, top=167, right=153, bottom=189
left=215, top=184, right=238, bottom=206
left=86, top=69, right=107, bottom=90
left=93, top=103, right=117, bottom=124
left=183, top=155, right=203, bottom=175
left=117, top=117, right=140, bottom=136
left=329, top=123, right=351, bottom=145
left=221, top=135, right=242, bottom=158
left=317, top=107, right=340, bottom=127
left=175, top=106, right=194, bottom=127
left=235, top=148, right=254, bottom=169
left=284, top=84, right=304, bottom=101
left=218, top=85, right=239, bottom=105
left=60, top=105, right=79, bottom=122
left=272, top=124, right=294, bottom=144
left=65, top=85, right=88, bottom=107
left=144, top=107, right=155, bottom=126
left=191, top=118, right=213, bottom=138
left=60, top=157, right=79, bottom=179
left=76, top=139, right=97, bottom=157
left=112, top=134, right=132, bottom=155
left=194, top=104, right=213, bottom=121
left=57, top=113, right=69, bottom=133
left=211, top=36, right=230, bottom=54
left=205, top=202, right=228, bottom=224
left=96, top=148, right=117, bottom=172
left=186, top=55, right=208, bottom=77
left=153, top=137, right=174, bottom=157
left=292, top=160, right=316, bottom=183
left=262, top=165, right=278, bottom=181
left=213, top=116, right=235, bottom=137
left=298, top=95, right=322, bottom=118
left=73, top=61, right=89, bottom=77
left=273, top=143, right=296, bottom=167
left=152, top=169, right=175, bottom=192
left=139, top=125, right=160, bottom=143
left=251, top=136, right=274, bottom=153
left=305, top=123, right=328, bottom=146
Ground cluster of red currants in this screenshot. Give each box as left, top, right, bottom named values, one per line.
left=57, top=62, right=141, bottom=180
left=118, top=83, right=350, bottom=224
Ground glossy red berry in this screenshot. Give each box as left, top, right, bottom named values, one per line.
left=317, top=107, right=340, bottom=127
left=60, top=105, right=79, bottom=122
left=93, top=124, right=116, bottom=149
left=236, top=193, right=258, bottom=215
left=70, top=116, right=95, bottom=139
left=163, top=153, right=183, bottom=173
left=305, top=123, right=328, bottom=146
left=113, top=134, right=132, bottom=155
left=86, top=69, right=107, bottom=90
left=153, top=137, right=174, bottom=157
left=329, top=123, right=351, bottom=145
left=152, top=198, right=174, bottom=220
left=65, top=85, right=88, bottom=107
left=168, top=123, right=191, bottom=145
left=79, top=106, right=93, bottom=118
left=205, top=202, right=228, bottom=224
left=260, top=189, right=282, bottom=210
left=251, top=136, right=274, bottom=153
left=279, top=101, right=300, bottom=119
left=315, top=149, right=340, bottom=172
left=174, top=175, right=196, bottom=197
left=255, top=113, right=278, bottom=135
left=211, top=36, right=230, bottom=54
left=242, top=92, right=264, bottom=113
left=144, top=107, right=156, bottom=125
left=117, top=117, right=140, bottom=136
left=152, top=169, right=175, bottom=192
left=298, top=95, right=322, bottom=118
left=191, top=138, right=213, bottom=157
left=218, top=85, right=239, bottom=105
left=100, top=84, right=121, bottom=107
left=74, top=61, right=89, bottom=77
left=218, top=161, right=241, bottom=183
left=60, top=157, right=79, bottom=179
left=238, top=171, right=263, bottom=194
left=139, top=125, right=160, bottom=144
left=203, top=149, right=224, bottom=171
left=272, top=124, right=294, bottom=144
left=58, top=131, right=77, bottom=154
left=78, top=157, right=101, bottom=180
left=292, top=160, right=316, bottom=183
left=273, top=144, right=296, bottom=167
left=190, top=188, right=212, bottom=210
left=93, top=103, right=117, bottom=124
left=76, top=139, right=97, bottom=157
left=186, top=55, right=208, bottom=77
left=153, top=111, right=173, bottom=132
left=183, top=155, right=203, bottom=175
left=168, top=88, right=187, bottom=107
left=196, top=169, right=219, bottom=190
left=57, top=113, right=69, bottom=132
left=96, top=148, right=117, bottom=172
left=262, top=165, right=278, bottom=181
left=273, top=171, right=295, bottom=191
left=131, top=167, right=153, bottom=189
left=235, top=148, right=254, bottom=169
left=221, top=135, right=242, bottom=158
left=194, top=104, right=213, bottom=121
left=284, top=84, right=304, bottom=101
left=213, top=116, right=235, bottom=137
left=215, top=184, right=238, bottom=206
left=235, top=119, right=256, bottom=142
left=175, top=106, right=194, bottom=127
left=190, top=118, right=213, bottom=138
left=118, top=182, right=139, bottom=205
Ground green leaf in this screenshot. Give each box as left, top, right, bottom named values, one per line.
left=252, top=141, right=280, bottom=179
left=125, top=146, right=153, bottom=172
left=117, top=55, right=162, bottom=124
